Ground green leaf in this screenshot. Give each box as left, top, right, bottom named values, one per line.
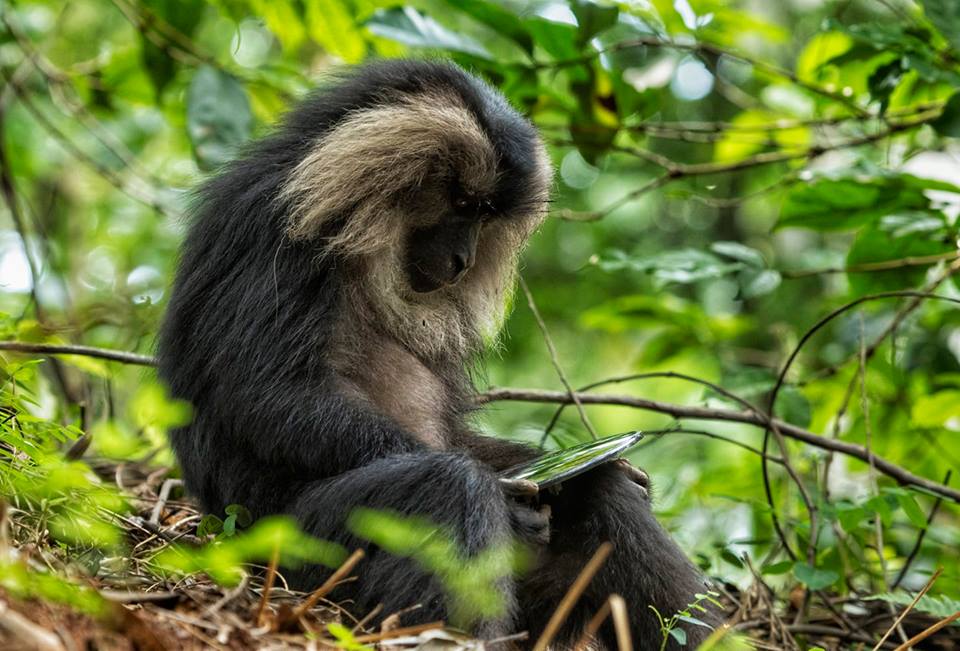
left=793, top=562, right=838, bottom=590
left=711, top=241, right=765, bottom=268
left=186, top=66, right=254, bottom=171
left=867, top=58, right=904, bottom=113
left=911, top=390, right=960, bottom=428
left=523, top=15, right=581, bottom=61
left=834, top=503, right=869, bottom=532
left=249, top=0, right=306, bottom=52
left=932, top=91, right=960, bottom=137
left=668, top=627, right=687, bottom=645
left=197, top=514, right=224, bottom=537
left=225, top=504, right=253, bottom=527
left=778, top=172, right=960, bottom=231
left=845, top=225, right=954, bottom=296
left=762, top=560, right=794, bottom=575
left=893, top=492, right=928, bottom=529
left=741, top=269, right=782, bottom=298
left=138, top=0, right=205, bottom=98
left=796, top=32, right=852, bottom=83
left=365, top=7, right=492, bottom=59
left=571, top=0, right=619, bottom=48
left=596, top=249, right=743, bottom=286
left=305, top=0, right=367, bottom=62
left=720, top=548, right=744, bottom=568
left=443, top=0, right=533, bottom=54
left=774, top=386, right=811, bottom=428
left=921, top=0, right=960, bottom=53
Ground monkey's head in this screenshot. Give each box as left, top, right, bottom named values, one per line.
left=278, top=61, right=553, bottom=360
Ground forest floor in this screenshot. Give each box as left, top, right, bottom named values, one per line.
left=0, top=458, right=957, bottom=650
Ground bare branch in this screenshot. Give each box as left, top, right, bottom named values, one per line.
left=478, top=387, right=960, bottom=503
left=0, top=341, right=156, bottom=367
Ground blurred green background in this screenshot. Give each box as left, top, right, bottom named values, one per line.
left=2, top=0, right=960, bottom=626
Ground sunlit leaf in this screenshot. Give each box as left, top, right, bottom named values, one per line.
left=911, top=390, right=960, bottom=429
left=365, top=7, right=492, bottom=59
left=249, top=0, right=306, bottom=52
left=305, top=0, right=367, bottom=62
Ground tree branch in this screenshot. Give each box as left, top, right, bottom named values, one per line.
left=478, top=387, right=960, bottom=503
left=0, top=342, right=156, bottom=367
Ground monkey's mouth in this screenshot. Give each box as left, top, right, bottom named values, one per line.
left=407, top=263, right=465, bottom=294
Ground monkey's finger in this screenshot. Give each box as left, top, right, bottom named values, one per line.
left=499, top=477, right=539, bottom=498
left=613, top=459, right=650, bottom=500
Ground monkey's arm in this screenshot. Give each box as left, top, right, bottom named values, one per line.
left=220, top=382, right=422, bottom=478
left=449, top=431, right=540, bottom=471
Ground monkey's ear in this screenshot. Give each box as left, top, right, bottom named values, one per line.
left=277, top=93, right=495, bottom=257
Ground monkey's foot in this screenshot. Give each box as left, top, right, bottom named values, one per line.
left=613, top=458, right=650, bottom=500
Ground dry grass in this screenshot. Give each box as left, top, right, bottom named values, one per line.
left=1, top=458, right=957, bottom=650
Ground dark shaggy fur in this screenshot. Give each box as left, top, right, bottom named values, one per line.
left=158, top=59, right=716, bottom=649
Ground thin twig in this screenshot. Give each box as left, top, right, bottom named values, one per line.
left=290, top=549, right=365, bottom=621
left=0, top=341, right=156, bottom=366
left=533, top=542, right=614, bottom=651
left=254, top=545, right=281, bottom=627
left=891, top=610, right=960, bottom=651
left=519, top=276, right=597, bottom=439
left=351, top=620, right=445, bottom=643
left=872, top=568, right=943, bottom=651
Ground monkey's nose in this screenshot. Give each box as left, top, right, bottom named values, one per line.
left=451, top=252, right=470, bottom=279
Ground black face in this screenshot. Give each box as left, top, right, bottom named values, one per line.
left=404, top=193, right=497, bottom=293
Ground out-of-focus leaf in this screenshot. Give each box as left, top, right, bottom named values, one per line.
left=186, top=66, right=254, bottom=171
left=523, top=14, right=580, bottom=61
left=793, top=562, right=838, bottom=590
left=796, top=31, right=852, bottom=83
left=711, top=242, right=765, bottom=268
left=845, top=225, right=955, bottom=295
left=138, top=0, right=205, bottom=98
left=921, top=0, right=960, bottom=53
left=596, top=249, right=742, bottom=286
left=571, top=0, right=619, bottom=48
left=305, top=0, right=366, bottom=62
left=893, top=491, right=928, bottom=529
left=778, top=172, right=960, bottom=231
left=741, top=269, right=782, bottom=298
left=932, top=91, right=960, bottom=137
left=130, top=381, right=193, bottom=431
left=911, top=390, right=960, bottom=428
left=210, top=0, right=248, bottom=22
left=366, top=7, right=491, bottom=59
left=444, top=0, right=533, bottom=54
left=249, top=0, right=306, bottom=53
left=774, top=386, right=811, bottom=428
left=713, top=110, right=772, bottom=162
left=867, top=58, right=904, bottom=113
left=761, top=560, right=793, bottom=575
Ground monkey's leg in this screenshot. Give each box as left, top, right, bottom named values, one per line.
left=521, top=464, right=718, bottom=651
left=286, top=451, right=536, bottom=640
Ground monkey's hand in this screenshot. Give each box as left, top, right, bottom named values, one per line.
left=612, top=458, right=650, bottom=500
left=499, top=478, right=551, bottom=546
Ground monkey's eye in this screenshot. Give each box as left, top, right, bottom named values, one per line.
left=453, top=196, right=472, bottom=211
left=480, top=200, right=498, bottom=222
